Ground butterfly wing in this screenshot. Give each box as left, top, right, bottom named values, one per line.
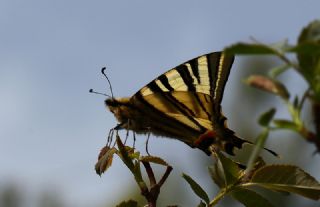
left=130, top=52, right=235, bottom=146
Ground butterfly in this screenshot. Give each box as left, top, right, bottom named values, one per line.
left=104, top=52, right=277, bottom=156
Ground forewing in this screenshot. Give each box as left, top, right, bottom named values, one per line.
left=136, top=52, right=234, bottom=123
left=139, top=52, right=234, bottom=100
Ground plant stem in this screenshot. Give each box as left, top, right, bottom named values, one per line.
left=209, top=189, right=227, bottom=206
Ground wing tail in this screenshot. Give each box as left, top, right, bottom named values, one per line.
left=227, top=134, right=279, bottom=157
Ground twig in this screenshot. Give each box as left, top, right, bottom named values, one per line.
left=142, top=162, right=157, bottom=186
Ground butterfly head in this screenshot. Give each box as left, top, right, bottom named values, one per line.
left=105, top=97, right=132, bottom=125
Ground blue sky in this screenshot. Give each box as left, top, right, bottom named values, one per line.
left=1, top=1, right=320, bottom=206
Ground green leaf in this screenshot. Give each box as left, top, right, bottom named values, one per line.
left=214, top=151, right=244, bottom=185
left=139, top=155, right=169, bottom=166
left=95, top=146, right=117, bottom=176
left=296, top=20, right=320, bottom=100
left=245, top=75, right=290, bottom=99
left=290, top=42, right=320, bottom=55
left=298, top=20, right=320, bottom=44
left=116, top=199, right=138, bottom=207
left=231, top=187, right=275, bottom=207
left=225, top=43, right=277, bottom=55
left=182, top=173, right=210, bottom=204
left=258, top=108, right=276, bottom=127
left=268, top=64, right=290, bottom=78
left=247, top=165, right=320, bottom=200
left=273, top=119, right=299, bottom=131
left=208, top=165, right=225, bottom=188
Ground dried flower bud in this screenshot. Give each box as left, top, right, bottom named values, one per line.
left=246, top=75, right=290, bottom=99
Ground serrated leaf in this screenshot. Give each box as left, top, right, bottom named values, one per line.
left=245, top=75, right=290, bottom=99
left=139, top=155, right=169, bottom=166
left=225, top=43, right=277, bottom=55
left=214, top=151, right=244, bottom=185
left=182, top=173, right=210, bottom=204
left=208, top=165, right=225, bottom=188
left=243, top=157, right=267, bottom=182
left=273, top=119, right=299, bottom=131
left=116, top=199, right=138, bottom=207
left=247, top=165, right=320, bottom=200
left=231, top=187, right=275, bottom=207
left=95, top=146, right=117, bottom=176
left=258, top=108, right=276, bottom=127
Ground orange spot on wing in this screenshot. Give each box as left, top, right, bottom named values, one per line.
left=194, top=130, right=216, bottom=146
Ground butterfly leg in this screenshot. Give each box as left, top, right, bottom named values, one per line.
left=124, top=119, right=131, bottom=145
left=133, top=132, right=136, bottom=149
left=146, top=127, right=151, bottom=156
left=106, top=128, right=114, bottom=147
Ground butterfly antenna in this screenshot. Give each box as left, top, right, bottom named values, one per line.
left=89, top=89, right=112, bottom=98
left=101, top=67, right=114, bottom=99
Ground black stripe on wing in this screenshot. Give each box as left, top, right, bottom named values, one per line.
left=158, top=74, right=174, bottom=91
left=146, top=79, right=207, bottom=132
left=134, top=92, right=203, bottom=136
left=207, top=53, right=235, bottom=112
left=189, top=58, right=201, bottom=84
left=206, top=52, right=222, bottom=99
left=175, top=64, right=212, bottom=121
left=176, top=65, right=196, bottom=92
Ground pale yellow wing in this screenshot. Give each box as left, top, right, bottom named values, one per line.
left=142, top=91, right=214, bottom=131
